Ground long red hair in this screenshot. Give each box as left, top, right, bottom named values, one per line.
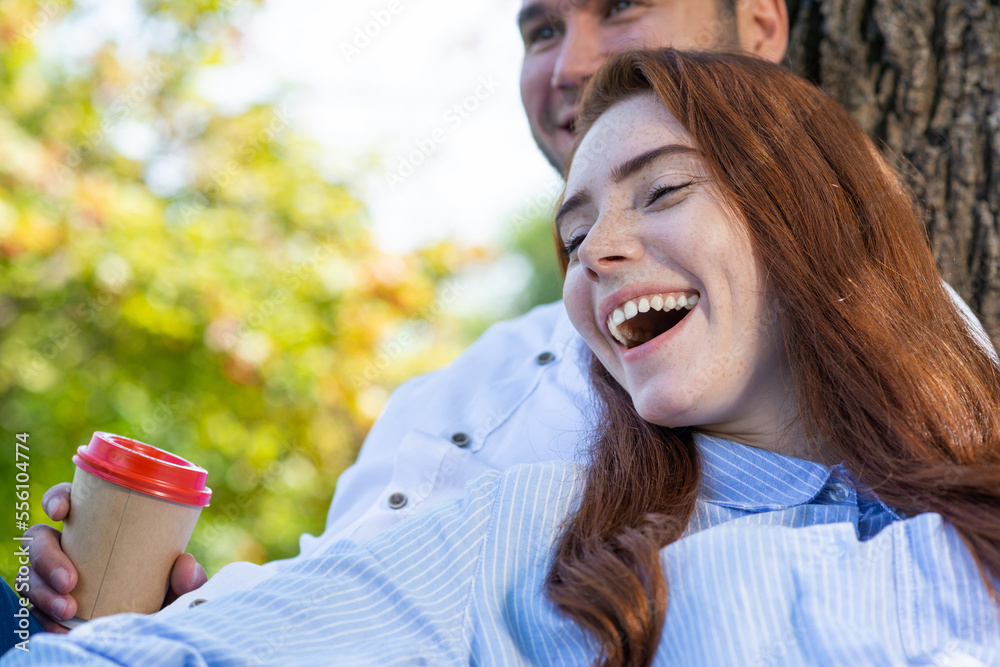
left=546, top=49, right=1000, bottom=667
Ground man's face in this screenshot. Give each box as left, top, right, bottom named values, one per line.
left=518, top=0, right=738, bottom=172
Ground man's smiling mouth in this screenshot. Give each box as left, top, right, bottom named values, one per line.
left=606, top=292, right=699, bottom=349
left=554, top=113, right=577, bottom=135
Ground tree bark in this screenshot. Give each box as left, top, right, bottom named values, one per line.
left=786, top=0, right=1000, bottom=340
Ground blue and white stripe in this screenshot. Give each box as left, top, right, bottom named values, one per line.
left=4, top=435, right=998, bottom=666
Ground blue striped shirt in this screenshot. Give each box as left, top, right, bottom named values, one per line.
left=5, top=435, right=999, bottom=665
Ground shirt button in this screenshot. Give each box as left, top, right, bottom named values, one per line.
left=822, top=541, right=846, bottom=558
left=188, top=598, right=208, bottom=608
left=388, top=492, right=408, bottom=509
left=535, top=351, right=556, bottom=365
left=830, top=483, right=851, bottom=502
left=450, top=432, right=470, bottom=447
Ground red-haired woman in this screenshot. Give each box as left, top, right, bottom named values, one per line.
left=550, top=48, right=1000, bottom=666
left=8, top=50, right=999, bottom=667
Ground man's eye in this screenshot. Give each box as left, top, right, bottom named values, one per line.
left=524, top=23, right=561, bottom=46
left=607, top=1, right=636, bottom=17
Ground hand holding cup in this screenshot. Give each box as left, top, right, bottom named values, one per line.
left=58, top=433, right=211, bottom=621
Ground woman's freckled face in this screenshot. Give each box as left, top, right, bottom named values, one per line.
left=559, top=93, right=791, bottom=444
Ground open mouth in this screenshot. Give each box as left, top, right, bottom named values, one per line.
left=606, top=292, right=699, bottom=349
left=557, top=116, right=577, bottom=135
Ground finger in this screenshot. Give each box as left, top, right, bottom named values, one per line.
left=40, top=483, right=73, bottom=522
left=25, top=524, right=77, bottom=600
left=26, top=567, right=77, bottom=625
left=30, top=606, right=71, bottom=634
left=164, top=553, right=207, bottom=606
left=25, top=524, right=78, bottom=624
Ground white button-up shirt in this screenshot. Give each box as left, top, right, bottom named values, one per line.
left=314, top=301, right=587, bottom=545
left=308, top=282, right=994, bottom=547
left=160, top=285, right=993, bottom=614
left=162, top=302, right=586, bottom=613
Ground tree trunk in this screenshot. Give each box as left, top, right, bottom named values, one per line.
left=786, top=0, right=1000, bottom=341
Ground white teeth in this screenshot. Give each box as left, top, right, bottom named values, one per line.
left=605, top=292, right=700, bottom=348
left=607, top=315, right=628, bottom=345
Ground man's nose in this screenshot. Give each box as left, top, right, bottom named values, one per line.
left=551, top=20, right=604, bottom=90
left=578, top=219, right=642, bottom=282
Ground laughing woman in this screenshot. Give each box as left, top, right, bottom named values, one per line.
left=6, top=50, right=1000, bottom=667
left=547, top=49, right=1000, bottom=665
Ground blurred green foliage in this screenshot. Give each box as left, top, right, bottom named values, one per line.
left=0, top=0, right=489, bottom=581
left=505, top=214, right=564, bottom=316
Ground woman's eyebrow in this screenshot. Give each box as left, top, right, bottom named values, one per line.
left=556, top=144, right=697, bottom=231
left=610, top=144, right=698, bottom=184
left=555, top=190, right=593, bottom=232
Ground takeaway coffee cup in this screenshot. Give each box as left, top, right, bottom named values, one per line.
left=61, top=432, right=212, bottom=621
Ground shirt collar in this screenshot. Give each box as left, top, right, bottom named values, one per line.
left=694, top=433, right=836, bottom=511
left=553, top=307, right=897, bottom=519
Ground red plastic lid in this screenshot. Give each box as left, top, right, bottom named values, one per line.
left=73, top=432, right=212, bottom=507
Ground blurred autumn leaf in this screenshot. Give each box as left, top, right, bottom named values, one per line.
left=0, top=0, right=488, bottom=578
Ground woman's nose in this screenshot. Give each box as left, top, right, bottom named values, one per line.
left=577, top=219, right=642, bottom=282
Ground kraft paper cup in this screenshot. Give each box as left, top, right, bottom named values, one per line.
left=61, top=432, right=212, bottom=621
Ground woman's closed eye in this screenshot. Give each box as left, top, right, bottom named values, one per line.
left=645, top=181, right=693, bottom=208
left=560, top=182, right=692, bottom=259
left=561, top=233, right=587, bottom=259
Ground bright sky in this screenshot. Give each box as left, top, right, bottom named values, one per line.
left=40, top=0, right=562, bottom=314
left=212, top=0, right=562, bottom=252
left=43, top=0, right=562, bottom=253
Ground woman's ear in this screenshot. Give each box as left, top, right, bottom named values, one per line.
left=735, top=0, right=789, bottom=65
